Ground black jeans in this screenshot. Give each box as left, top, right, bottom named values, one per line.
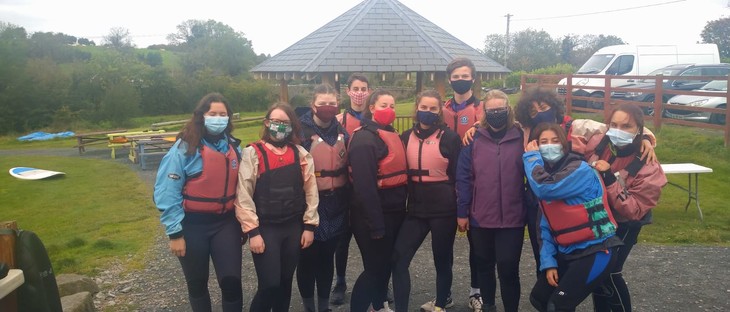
left=392, top=215, right=456, bottom=311
left=350, top=211, right=405, bottom=312
left=592, top=223, right=642, bottom=312
left=531, top=247, right=618, bottom=312
left=178, top=212, right=242, bottom=312
left=297, top=235, right=341, bottom=301
left=470, top=227, right=524, bottom=312
left=250, top=219, right=303, bottom=312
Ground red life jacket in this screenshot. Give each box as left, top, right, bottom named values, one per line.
left=337, top=111, right=361, bottom=136
left=309, top=133, right=348, bottom=191
left=350, top=127, right=408, bottom=189
left=182, top=145, right=238, bottom=214
left=443, top=99, right=483, bottom=137
left=540, top=175, right=618, bottom=246
left=406, top=129, right=449, bottom=183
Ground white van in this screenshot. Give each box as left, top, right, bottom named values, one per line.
left=558, top=44, right=720, bottom=105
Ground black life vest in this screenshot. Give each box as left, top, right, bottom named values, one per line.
left=252, top=142, right=306, bottom=224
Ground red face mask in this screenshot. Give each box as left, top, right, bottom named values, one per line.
left=314, top=105, right=339, bottom=123
left=372, top=107, right=396, bottom=126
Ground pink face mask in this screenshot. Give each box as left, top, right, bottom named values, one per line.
left=347, top=90, right=369, bottom=107
left=373, top=107, right=396, bottom=126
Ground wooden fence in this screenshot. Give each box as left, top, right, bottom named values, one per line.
left=520, top=74, right=730, bottom=147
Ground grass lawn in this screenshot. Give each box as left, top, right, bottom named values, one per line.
left=0, top=155, right=160, bottom=275
left=0, top=100, right=727, bottom=280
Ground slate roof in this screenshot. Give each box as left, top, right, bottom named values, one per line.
left=251, top=0, right=510, bottom=76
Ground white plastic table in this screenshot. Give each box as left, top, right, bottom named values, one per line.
left=660, top=163, right=713, bottom=221
left=0, top=269, right=24, bottom=299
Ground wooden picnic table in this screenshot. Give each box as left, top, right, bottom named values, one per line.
left=106, top=130, right=167, bottom=159
left=73, top=129, right=127, bottom=154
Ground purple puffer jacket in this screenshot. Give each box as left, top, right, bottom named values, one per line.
left=456, top=126, right=526, bottom=228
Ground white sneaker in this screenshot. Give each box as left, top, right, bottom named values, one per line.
left=468, top=294, right=483, bottom=312
left=420, top=297, right=454, bottom=312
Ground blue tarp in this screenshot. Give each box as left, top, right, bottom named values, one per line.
left=17, top=131, right=75, bottom=141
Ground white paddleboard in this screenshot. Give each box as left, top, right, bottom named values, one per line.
left=9, top=167, right=66, bottom=180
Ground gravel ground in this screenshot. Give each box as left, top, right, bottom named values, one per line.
left=4, top=147, right=729, bottom=311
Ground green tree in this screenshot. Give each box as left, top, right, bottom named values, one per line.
left=508, top=29, right=560, bottom=72
left=701, top=17, right=730, bottom=58
left=168, top=19, right=257, bottom=76
left=99, top=81, right=141, bottom=127
left=103, top=27, right=134, bottom=49
left=482, top=33, right=507, bottom=65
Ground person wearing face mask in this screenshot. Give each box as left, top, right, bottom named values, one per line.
left=456, top=90, right=526, bottom=312
left=347, top=89, right=407, bottom=312
left=523, top=123, right=622, bottom=312
left=442, top=57, right=484, bottom=138
left=154, top=93, right=243, bottom=312
left=295, top=84, right=350, bottom=312
left=390, top=90, right=461, bottom=312
left=332, top=73, right=371, bottom=305
left=235, top=102, right=320, bottom=312
left=584, top=104, right=666, bottom=312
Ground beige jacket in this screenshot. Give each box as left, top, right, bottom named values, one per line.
left=235, top=142, right=319, bottom=234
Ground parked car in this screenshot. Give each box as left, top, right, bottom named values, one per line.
left=664, top=80, right=727, bottom=125
left=609, top=63, right=730, bottom=115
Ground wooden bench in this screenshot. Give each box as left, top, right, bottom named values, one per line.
left=73, top=129, right=127, bottom=154
left=661, top=163, right=713, bottom=221
left=134, top=138, right=176, bottom=170
left=106, top=130, right=166, bottom=159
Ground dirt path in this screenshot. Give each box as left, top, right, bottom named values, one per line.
left=4, top=147, right=728, bottom=311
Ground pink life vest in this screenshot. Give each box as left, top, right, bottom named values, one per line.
left=406, top=129, right=449, bottom=183
left=337, top=111, right=361, bottom=136
left=309, top=133, right=348, bottom=191
left=540, top=175, right=617, bottom=246
left=442, top=99, right=483, bottom=137
left=350, top=127, right=408, bottom=189
left=182, top=145, right=238, bottom=214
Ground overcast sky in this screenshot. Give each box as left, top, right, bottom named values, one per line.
left=1, top=0, right=728, bottom=56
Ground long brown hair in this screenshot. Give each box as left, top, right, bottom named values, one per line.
left=260, top=102, right=303, bottom=145
left=178, top=92, right=233, bottom=155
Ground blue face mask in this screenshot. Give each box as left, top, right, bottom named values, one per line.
left=416, top=110, right=440, bottom=126
left=531, top=108, right=557, bottom=126
left=204, top=116, right=229, bottom=135
left=539, top=143, right=564, bottom=164
left=606, top=128, right=637, bottom=147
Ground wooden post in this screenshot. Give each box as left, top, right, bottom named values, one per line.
left=434, top=72, right=446, bottom=100
left=279, top=79, right=289, bottom=103
left=603, top=76, right=611, bottom=122
left=416, top=72, right=424, bottom=95
left=0, top=221, right=18, bottom=312
left=653, top=75, right=664, bottom=131
left=473, top=74, right=482, bottom=100
left=566, top=75, right=573, bottom=115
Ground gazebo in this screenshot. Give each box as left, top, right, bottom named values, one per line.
left=251, top=0, right=510, bottom=102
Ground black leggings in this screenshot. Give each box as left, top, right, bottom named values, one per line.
left=297, top=235, right=340, bottom=300
left=350, top=211, right=405, bottom=312
left=250, top=220, right=303, bottom=312
left=526, top=201, right=542, bottom=274
left=178, top=212, right=242, bottom=312
left=334, top=223, right=353, bottom=279
left=531, top=247, right=618, bottom=312
left=392, top=215, right=456, bottom=312
left=470, top=227, right=524, bottom=312
left=592, top=223, right=642, bottom=312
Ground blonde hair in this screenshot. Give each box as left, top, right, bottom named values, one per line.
left=480, top=89, right=515, bottom=129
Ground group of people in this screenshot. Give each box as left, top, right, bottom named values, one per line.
left=153, top=57, right=667, bottom=312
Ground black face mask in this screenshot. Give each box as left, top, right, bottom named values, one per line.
left=450, top=79, right=473, bottom=95
left=486, top=109, right=509, bottom=129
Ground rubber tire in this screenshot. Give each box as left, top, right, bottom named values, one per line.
left=709, top=104, right=726, bottom=125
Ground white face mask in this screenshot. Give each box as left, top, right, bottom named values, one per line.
left=539, top=144, right=564, bottom=164
left=606, top=128, right=637, bottom=147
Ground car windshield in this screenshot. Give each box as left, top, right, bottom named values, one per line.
left=577, top=54, right=614, bottom=74
left=699, top=80, right=728, bottom=91
left=638, top=67, right=684, bottom=83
